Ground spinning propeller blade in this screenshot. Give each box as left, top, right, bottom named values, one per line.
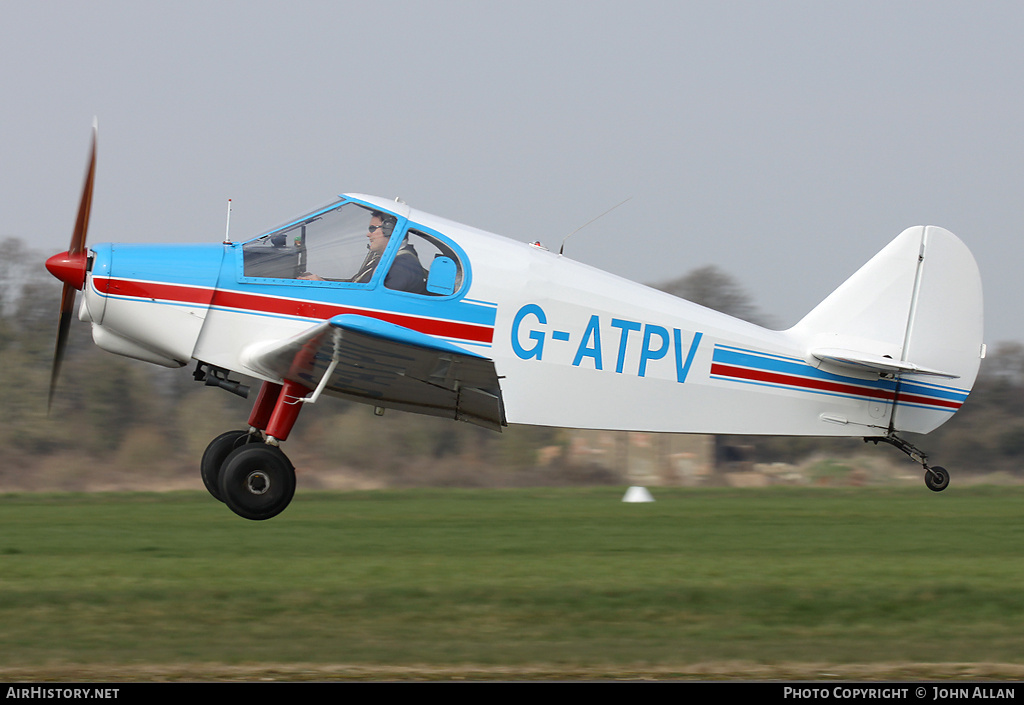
left=47, top=123, right=97, bottom=413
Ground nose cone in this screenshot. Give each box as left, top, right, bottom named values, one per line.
left=45, top=250, right=88, bottom=290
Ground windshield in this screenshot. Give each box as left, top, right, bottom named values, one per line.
left=242, top=201, right=391, bottom=282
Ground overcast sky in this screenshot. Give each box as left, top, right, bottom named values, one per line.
left=3, top=1, right=1022, bottom=344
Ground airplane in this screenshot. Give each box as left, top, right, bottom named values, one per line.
left=45, top=126, right=985, bottom=520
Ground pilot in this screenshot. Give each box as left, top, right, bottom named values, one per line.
left=351, top=212, right=397, bottom=283
left=299, top=212, right=426, bottom=293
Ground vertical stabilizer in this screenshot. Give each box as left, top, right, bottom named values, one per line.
left=790, top=226, right=984, bottom=434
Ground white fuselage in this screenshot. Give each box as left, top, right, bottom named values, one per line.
left=77, top=195, right=980, bottom=438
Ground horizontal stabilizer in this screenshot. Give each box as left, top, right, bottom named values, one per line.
left=810, top=347, right=959, bottom=379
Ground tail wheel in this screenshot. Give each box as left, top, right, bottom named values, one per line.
left=219, top=444, right=296, bottom=521
left=925, top=466, right=950, bottom=492
left=200, top=430, right=261, bottom=502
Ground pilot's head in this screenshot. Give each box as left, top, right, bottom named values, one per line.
left=367, top=212, right=397, bottom=253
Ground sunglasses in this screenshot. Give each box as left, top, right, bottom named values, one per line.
left=368, top=224, right=389, bottom=233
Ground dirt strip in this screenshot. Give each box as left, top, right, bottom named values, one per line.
left=2, top=661, right=1024, bottom=682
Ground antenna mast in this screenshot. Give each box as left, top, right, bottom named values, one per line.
left=559, top=197, right=632, bottom=255
left=223, top=199, right=232, bottom=244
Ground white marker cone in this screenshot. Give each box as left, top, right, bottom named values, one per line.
left=622, top=486, right=654, bottom=502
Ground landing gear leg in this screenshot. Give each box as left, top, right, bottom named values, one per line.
left=866, top=434, right=950, bottom=492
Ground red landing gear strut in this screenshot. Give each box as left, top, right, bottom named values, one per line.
left=247, top=379, right=310, bottom=444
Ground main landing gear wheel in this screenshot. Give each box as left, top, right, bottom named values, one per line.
left=218, top=444, right=296, bottom=521
left=925, top=466, right=950, bottom=493
left=200, top=430, right=261, bottom=502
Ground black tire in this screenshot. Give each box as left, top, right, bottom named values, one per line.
left=219, top=444, right=296, bottom=521
left=925, top=466, right=950, bottom=492
left=201, top=430, right=259, bottom=502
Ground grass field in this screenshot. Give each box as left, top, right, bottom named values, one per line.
left=1, top=486, right=1023, bottom=681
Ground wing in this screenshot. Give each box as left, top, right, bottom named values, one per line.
left=240, top=314, right=505, bottom=430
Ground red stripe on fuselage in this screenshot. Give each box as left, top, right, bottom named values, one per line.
left=95, top=277, right=215, bottom=306
left=710, top=363, right=962, bottom=410
left=93, top=276, right=495, bottom=344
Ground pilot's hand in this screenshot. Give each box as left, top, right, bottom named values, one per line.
left=297, top=272, right=323, bottom=280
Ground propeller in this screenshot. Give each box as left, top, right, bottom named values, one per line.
left=45, top=122, right=97, bottom=413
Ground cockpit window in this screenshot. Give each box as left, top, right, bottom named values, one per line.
left=242, top=201, right=391, bottom=283
left=387, top=230, right=465, bottom=296
left=241, top=202, right=467, bottom=297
